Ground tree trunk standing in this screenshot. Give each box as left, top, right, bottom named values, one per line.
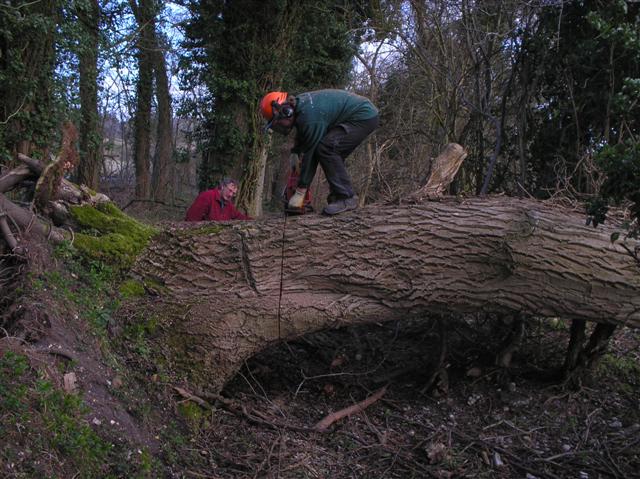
left=235, top=113, right=270, bottom=217
left=76, top=0, right=101, bottom=190
left=0, top=0, right=59, bottom=158
left=132, top=197, right=640, bottom=392
left=230, top=3, right=302, bottom=215
left=130, top=0, right=154, bottom=200
left=151, top=38, right=173, bottom=203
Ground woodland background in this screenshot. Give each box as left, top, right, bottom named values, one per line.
left=1, top=0, right=638, bottom=219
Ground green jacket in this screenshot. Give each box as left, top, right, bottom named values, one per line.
left=291, top=89, right=378, bottom=176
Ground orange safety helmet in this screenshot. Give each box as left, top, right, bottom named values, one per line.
left=259, top=91, right=288, bottom=120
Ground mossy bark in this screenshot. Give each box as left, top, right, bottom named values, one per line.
left=70, top=202, right=157, bottom=269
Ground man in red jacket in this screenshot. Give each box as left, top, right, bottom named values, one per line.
left=185, top=178, right=251, bottom=221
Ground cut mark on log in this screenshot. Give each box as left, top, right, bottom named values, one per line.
left=238, top=230, right=259, bottom=295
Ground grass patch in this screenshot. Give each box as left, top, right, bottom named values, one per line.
left=122, top=315, right=159, bottom=359
left=598, top=353, right=640, bottom=385
left=0, top=351, right=108, bottom=477
left=33, top=244, right=122, bottom=337
left=0, top=351, right=159, bottom=478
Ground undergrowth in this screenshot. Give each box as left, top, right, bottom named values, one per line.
left=0, top=350, right=156, bottom=478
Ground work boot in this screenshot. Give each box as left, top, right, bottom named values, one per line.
left=326, top=192, right=339, bottom=205
left=322, top=195, right=358, bottom=215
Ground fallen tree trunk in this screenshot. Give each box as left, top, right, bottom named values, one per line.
left=0, top=192, right=68, bottom=244
left=132, top=196, right=640, bottom=392
left=0, top=149, right=112, bottom=250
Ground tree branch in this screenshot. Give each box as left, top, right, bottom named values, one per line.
left=0, top=165, right=34, bottom=193
left=0, top=193, right=68, bottom=243
left=0, top=212, right=18, bottom=250
left=314, top=386, right=388, bottom=432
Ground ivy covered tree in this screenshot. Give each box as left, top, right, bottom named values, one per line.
left=0, top=0, right=64, bottom=159
left=524, top=0, right=639, bottom=198
left=0, top=0, right=108, bottom=188
left=587, top=2, right=640, bottom=255
left=518, top=0, right=639, bottom=258
left=76, top=0, right=103, bottom=190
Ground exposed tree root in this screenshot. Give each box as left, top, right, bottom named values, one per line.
left=564, top=319, right=587, bottom=373
left=562, top=320, right=617, bottom=388
left=420, top=318, right=448, bottom=395
left=495, top=316, right=525, bottom=369
left=0, top=212, right=18, bottom=250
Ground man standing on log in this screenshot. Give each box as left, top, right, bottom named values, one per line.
left=260, top=89, right=379, bottom=215
left=185, top=177, right=251, bottom=221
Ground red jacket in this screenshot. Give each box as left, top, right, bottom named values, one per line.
left=185, top=188, right=251, bottom=221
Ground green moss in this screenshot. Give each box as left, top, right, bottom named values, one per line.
left=142, top=278, right=169, bottom=296
left=70, top=202, right=157, bottom=270
left=177, top=401, right=205, bottom=427
left=598, top=354, right=640, bottom=385
left=119, top=279, right=146, bottom=299
left=177, top=224, right=225, bottom=237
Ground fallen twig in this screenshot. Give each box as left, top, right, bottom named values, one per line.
left=174, top=386, right=210, bottom=408
left=176, top=386, right=316, bottom=433
left=30, top=345, right=77, bottom=361
left=314, top=385, right=388, bottom=432
left=452, top=429, right=562, bottom=479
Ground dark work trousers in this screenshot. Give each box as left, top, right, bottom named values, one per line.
left=303, top=116, right=379, bottom=199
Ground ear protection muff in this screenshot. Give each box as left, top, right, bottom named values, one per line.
left=280, top=103, right=294, bottom=118
left=271, top=100, right=294, bottom=119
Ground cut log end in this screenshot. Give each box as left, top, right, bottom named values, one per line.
left=409, top=143, right=468, bottom=202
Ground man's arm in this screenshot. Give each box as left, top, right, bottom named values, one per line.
left=185, top=191, right=211, bottom=221
left=230, top=205, right=251, bottom=220
left=297, top=121, right=327, bottom=187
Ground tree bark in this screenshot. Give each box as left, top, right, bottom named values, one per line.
left=0, top=0, right=59, bottom=158
left=76, top=0, right=102, bottom=190
left=130, top=0, right=154, bottom=200
left=151, top=35, right=173, bottom=203
left=132, top=196, right=640, bottom=392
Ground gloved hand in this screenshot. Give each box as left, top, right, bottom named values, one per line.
left=288, top=187, right=307, bottom=209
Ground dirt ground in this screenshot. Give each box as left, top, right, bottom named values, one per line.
left=154, top=317, right=639, bottom=479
